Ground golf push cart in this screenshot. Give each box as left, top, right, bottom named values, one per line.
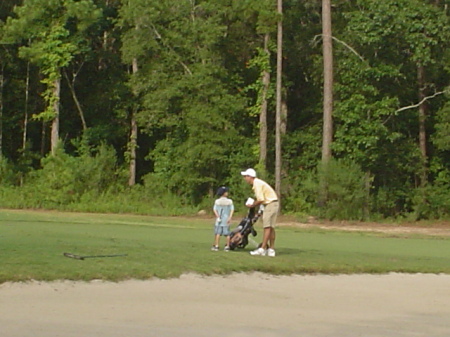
left=229, top=206, right=262, bottom=250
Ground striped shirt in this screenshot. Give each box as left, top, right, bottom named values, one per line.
left=213, top=197, right=234, bottom=226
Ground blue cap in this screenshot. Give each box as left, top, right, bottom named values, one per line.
left=216, top=186, right=229, bottom=196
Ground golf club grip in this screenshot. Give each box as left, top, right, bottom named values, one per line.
left=63, top=252, right=84, bottom=260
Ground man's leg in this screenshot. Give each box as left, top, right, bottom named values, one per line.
left=268, top=228, right=276, bottom=249
left=264, top=202, right=278, bottom=250
left=261, top=227, right=271, bottom=249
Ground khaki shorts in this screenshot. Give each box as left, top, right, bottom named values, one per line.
left=262, top=201, right=279, bottom=228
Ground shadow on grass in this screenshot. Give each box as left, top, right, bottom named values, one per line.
left=226, top=247, right=312, bottom=257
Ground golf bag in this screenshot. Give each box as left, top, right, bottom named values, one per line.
left=229, top=207, right=262, bottom=250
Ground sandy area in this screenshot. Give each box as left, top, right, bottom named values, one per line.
left=1, top=273, right=449, bottom=337
left=278, top=219, right=450, bottom=237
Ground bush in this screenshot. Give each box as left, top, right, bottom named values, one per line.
left=287, top=159, right=369, bottom=220
left=14, top=145, right=124, bottom=206
left=0, top=157, right=18, bottom=186
left=371, top=186, right=412, bottom=218
left=63, top=185, right=199, bottom=215
left=412, top=185, right=450, bottom=220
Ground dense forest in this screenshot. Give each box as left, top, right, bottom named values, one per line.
left=0, top=0, right=449, bottom=220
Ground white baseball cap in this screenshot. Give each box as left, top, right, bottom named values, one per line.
left=241, top=168, right=257, bottom=177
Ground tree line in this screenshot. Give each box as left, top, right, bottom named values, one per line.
left=0, top=0, right=449, bottom=220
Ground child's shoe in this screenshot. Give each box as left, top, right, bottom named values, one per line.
left=224, top=246, right=230, bottom=252
left=211, top=245, right=219, bottom=251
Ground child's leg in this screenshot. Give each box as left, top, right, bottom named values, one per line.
left=214, top=234, right=220, bottom=247
left=225, top=235, right=230, bottom=247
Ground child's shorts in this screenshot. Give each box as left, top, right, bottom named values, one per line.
left=214, top=225, right=230, bottom=236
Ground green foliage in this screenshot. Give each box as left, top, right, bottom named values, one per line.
left=67, top=185, right=199, bottom=216
left=412, top=184, right=450, bottom=220
left=1, top=0, right=450, bottom=220
left=433, top=101, right=450, bottom=151
left=243, top=45, right=274, bottom=118
left=20, top=144, right=122, bottom=206
left=3, top=0, right=101, bottom=118
left=287, top=159, right=368, bottom=220
left=411, top=156, right=450, bottom=220
left=0, top=156, right=17, bottom=186
left=120, top=0, right=255, bottom=202
left=327, top=0, right=450, bottom=218
left=346, top=0, right=450, bottom=65
left=372, top=186, right=412, bottom=219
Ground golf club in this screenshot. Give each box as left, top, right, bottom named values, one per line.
left=63, top=252, right=128, bottom=260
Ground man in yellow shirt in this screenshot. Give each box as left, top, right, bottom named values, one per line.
left=241, top=168, right=279, bottom=257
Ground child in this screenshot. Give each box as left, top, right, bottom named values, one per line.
left=211, top=186, right=234, bottom=251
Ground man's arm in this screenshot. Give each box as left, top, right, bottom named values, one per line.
left=247, top=199, right=263, bottom=208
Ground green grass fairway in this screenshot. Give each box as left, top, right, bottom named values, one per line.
left=1, top=210, right=449, bottom=283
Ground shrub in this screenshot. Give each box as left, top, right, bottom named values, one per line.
left=412, top=184, right=450, bottom=220
left=287, top=159, right=369, bottom=220
left=0, top=157, right=17, bottom=186
left=17, top=144, right=123, bottom=206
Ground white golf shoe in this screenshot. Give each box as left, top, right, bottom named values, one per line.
left=267, top=248, right=276, bottom=257
left=250, top=247, right=266, bottom=256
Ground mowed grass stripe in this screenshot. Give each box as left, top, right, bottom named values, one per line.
left=1, top=210, right=449, bottom=282
left=0, top=209, right=200, bottom=229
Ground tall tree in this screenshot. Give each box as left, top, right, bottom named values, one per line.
left=128, top=57, right=138, bottom=186
left=331, top=0, right=450, bottom=217
left=275, top=0, right=283, bottom=196
left=319, top=0, right=334, bottom=207
left=417, top=65, right=428, bottom=187
left=3, top=0, right=101, bottom=154
left=321, top=0, right=333, bottom=165
left=120, top=0, right=247, bottom=199
left=234, top=0, right=277, bottom=173
left=259, top=33, right=270, bottom=170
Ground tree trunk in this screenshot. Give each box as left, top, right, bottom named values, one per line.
left=23, top=62, right=30, bottom=152
left=319, top=0, right=334, bottom=207
left=20, top=63, right=31, bottom=186
left=99, top=0, right=111, bottom=71
left=364, top=170, right=371, bottom=219
left=128, top=58, right=138, bottom=186
left=50, top=76, right=61, bottom=155
left=64, top=69, right=87, bottom=131
left=417, top=64, right=428, bottom=187
left=41, top=120, right=47, bottom=157
left=321, top=0, right=333, bottom=164
left=259, top=33, right=270, bottom=170
left=281, top=98, right=287, bottom=135
left=275, top=0, right=283, bottom=199
left=281, top=98, right=288, bottom=193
